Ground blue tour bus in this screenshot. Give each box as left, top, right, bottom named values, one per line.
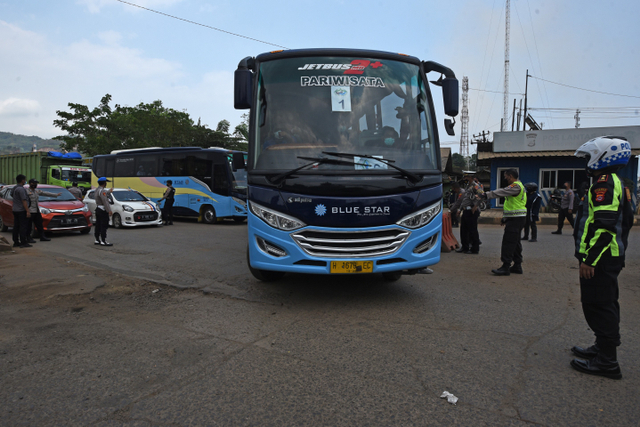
left=233, top=48, right=459, bottom=280
left=91, top=147, right=247, bottom=223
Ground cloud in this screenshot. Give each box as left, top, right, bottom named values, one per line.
left=0, top=98, right=41, bottom=117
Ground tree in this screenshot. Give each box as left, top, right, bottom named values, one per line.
left=451, top=153, right=466, bottom=171
left=53, top=94, right=243, bottom=156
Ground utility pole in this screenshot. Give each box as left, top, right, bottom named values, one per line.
left=523, top=69, right=529, bottom=130
left=516, top=98, right=523, bottom=131
left=574, top=109, right=581, bottom=128
left=511, top=99, right=517, bottom=131
left=502, top=0, right=511, bottom=132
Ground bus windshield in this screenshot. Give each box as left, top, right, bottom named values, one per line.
left=253, top=56, right=437, bottom=173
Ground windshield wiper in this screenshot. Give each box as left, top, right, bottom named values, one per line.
left=321, top=151, right=422, bottom=184
left=267, top=156, right=356, bottom=186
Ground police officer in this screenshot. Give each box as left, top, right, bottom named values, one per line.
left=482, top=169, right=527, bottom=275
left=570, top=136, right=633, bottom=380
left=68, top=181, right=83, bottom=200
left=158, top=180, right=175, bottom=225
left=450, top=181, right=483, bottom=254
left=521, top=182, right=541, bottom=242
left=94, top=177, right=113, bottom=246
left=26, top=178, right=61, bottom=241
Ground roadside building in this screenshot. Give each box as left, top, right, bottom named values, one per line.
left=477, top=125, right=640, bottom=211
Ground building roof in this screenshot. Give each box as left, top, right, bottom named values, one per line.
left=479, top=149, right=640, bottom=160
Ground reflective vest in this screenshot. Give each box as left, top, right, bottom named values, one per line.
left=503, top=181, right=527, bottom=217
left=576, top=173, right=628, bottom=266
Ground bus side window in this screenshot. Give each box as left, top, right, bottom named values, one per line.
left=213, top=164, right=229, bottom=196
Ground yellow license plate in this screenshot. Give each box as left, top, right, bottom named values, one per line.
left=330, top=260, right=373, bottom=274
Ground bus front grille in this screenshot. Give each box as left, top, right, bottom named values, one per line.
left=291, top=228, right=410, bottom=258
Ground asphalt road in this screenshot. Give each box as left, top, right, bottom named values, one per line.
left=1, top=220, right=639, bottom=426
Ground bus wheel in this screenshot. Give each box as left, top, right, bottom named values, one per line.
left=382, top=271, right=402, bottom=282
left=247, top=247, right=285, bottom=281
left=112, top=213, right=123, bottom=229
left=202, top=206, right=217, bottom=224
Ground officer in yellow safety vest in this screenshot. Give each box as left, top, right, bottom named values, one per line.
left=570, top=136, right=633, bottom=380
left=482, top=168, right=527, bottom=276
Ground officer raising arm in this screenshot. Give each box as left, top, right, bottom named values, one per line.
left=570, top=136, right=633, bottom=380
left=482, top=169, right=527, bottom=276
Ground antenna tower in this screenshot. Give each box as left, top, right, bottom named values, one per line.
left=502, top=0, right=510, bottom=131
left=460, top=76, right=469, bottom=159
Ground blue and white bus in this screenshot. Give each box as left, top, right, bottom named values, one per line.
left=91, top=147, right=247, bottom=223
left=234, top=48, right=459, bottom=280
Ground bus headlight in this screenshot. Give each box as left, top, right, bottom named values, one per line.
left=249, top=201, right=306, bottom=231
left=232, top=197, right=247, bottom=208
left=396, top=201, right=441, bottom=229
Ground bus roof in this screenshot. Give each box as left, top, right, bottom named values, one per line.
left=254, top=48, right=421, bottom=65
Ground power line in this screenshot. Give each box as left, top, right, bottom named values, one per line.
left=114, top=0, right=289, bottom=49
left=529, top=75, right=640, bottom=99
left=470, top=87, right=524, bottom=95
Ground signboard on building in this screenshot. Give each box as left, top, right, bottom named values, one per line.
left=493, top=125, right=640, bottom=153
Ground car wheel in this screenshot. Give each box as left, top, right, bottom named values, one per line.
left=382, top=271, right=403, bottom=282
left=247, top=247, right=285, bottom=281
left=0, top=215, right=8, bottom=232
left=202, top=206, right=217, bottom=224
left=80, top=227, right=91, bottom=234
left=112, top=213, right=122, bottom=229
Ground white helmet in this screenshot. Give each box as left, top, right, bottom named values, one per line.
left=574, top=136, right=631, bottom=176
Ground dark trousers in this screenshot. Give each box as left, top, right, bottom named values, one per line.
left=523, top=214, right=537, bottom=239
left=460, top=209, right=480, bottom=252
left=12, top=211, right=28, bottom=245
left=580, top=260, right=622, bottom=350
left=162, top=200, right=174, bottom=224
left=29, top=212, right=45, bottom=239
left=501, top=217, right=526, bottom=266
left=557, top=208, right=574, bottom=231
left=94, top=209, right=109, bottom=242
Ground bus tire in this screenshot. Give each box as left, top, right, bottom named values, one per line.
left=202, top=206, right=217, bottom=224
left=247, top=247, right=285, bottom=282
left=112, top=213, right=123, bottom=229
left=382, top=271, right=402, bottom=282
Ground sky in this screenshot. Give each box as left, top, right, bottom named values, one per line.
left=2, top=0, right=640, bottom=153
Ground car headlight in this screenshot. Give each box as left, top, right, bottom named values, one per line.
left=122, top=205, right=134, bottom=212
left=40, top=207, right=51, bottom=215
left=396, top=201, right=442, bottom=229
left=249, top=201, right=305, bottom=231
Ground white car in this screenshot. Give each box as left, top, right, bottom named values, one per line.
left=83, top=188, right=162, bottom=228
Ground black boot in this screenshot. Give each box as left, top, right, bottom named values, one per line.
left=571, top=344, right=599, bottom=360
left=509, top=264, right=523, bottom=274
left=570, top=348, right=621, bottom=380
left=491, top=264, right=511, bottom=276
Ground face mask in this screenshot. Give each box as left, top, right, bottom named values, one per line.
left=384, top=138, right=394, bottom=146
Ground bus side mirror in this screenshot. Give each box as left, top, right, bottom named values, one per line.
left=441, top=77, right=459, bottom=117
left=234, top=69, right=253, bottom=110
left=232, top=152, right=246, bottom=170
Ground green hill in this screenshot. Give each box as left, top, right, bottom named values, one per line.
left=0, top=132, right=61, bottom=155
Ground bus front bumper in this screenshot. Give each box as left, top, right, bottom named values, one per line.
left=247, top=214, right=442, bottom=275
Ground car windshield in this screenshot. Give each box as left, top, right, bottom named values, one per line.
left=111, top=190, right=147, bottom=202
left=253, top=56, right=437, bottom=173
left=38, top=187, right=77, bottom=202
